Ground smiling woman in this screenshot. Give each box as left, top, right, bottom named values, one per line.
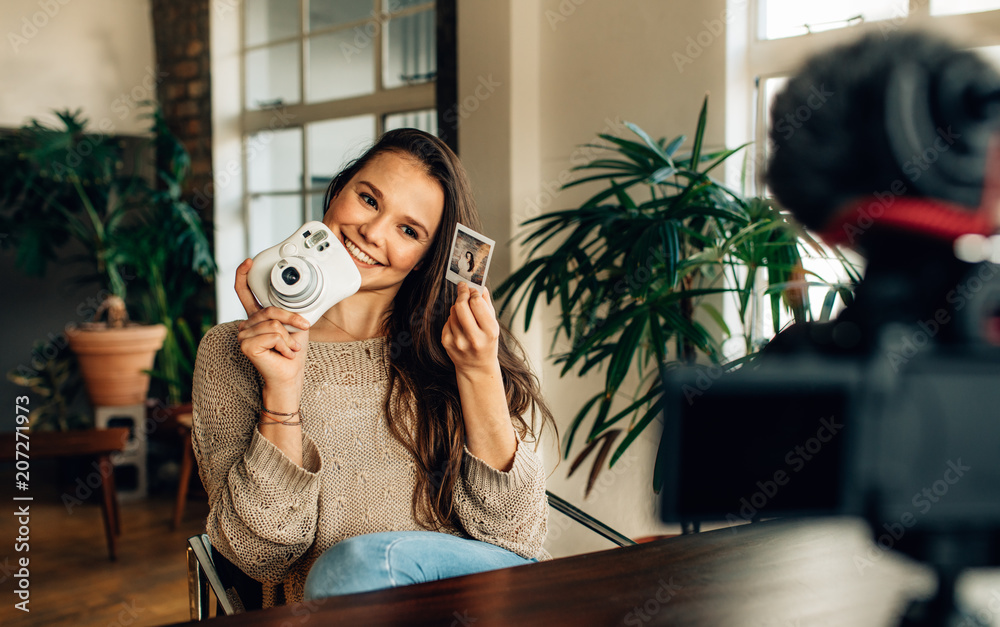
left=191, top=128, right=556, bottom=609
left=317, top=150, right=444, bottom=307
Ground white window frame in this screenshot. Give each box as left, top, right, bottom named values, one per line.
left=211, top=0, right=438, bottom=322
left=242, top=0, right=436, bottom=220
left=722, top=0, right=1000, bottom=349
left=728, top=0, right=1000, bottom=192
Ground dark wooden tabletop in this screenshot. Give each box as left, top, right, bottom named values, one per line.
left=172, top=517, right=936, bottom=627
left=0, top=427, right=129, bottom=461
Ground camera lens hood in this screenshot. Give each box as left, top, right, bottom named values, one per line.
left=268, top=256, right=322, bottom=310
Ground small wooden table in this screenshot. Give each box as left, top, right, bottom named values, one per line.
left=168, top=517, right=936, bottom=626
left=0, top=428, right=129, bottom=560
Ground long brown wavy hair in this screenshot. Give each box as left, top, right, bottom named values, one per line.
left=322, top=128, right=556, bottom=532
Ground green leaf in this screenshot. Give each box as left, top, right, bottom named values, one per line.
left=562, top=392, right=604, bottom=457
left=605, top=315, right=647, bottom=397
left=819, top=288, right=838, bottom=322
left=625, top=122, right=674, bottom=165
left=699, top=301, right=731, bottom=337
left=770, top=291, right=781, bottom=335
left=609, top=393, right=664, bottom=467
left=662, top=135, right=685, bottom=158
left=690, top=96, right=709, bottom=171
left=701, top=142, right=752, bottom=175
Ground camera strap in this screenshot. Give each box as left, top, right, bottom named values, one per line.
left=821, top=135, right=1000, bottom=246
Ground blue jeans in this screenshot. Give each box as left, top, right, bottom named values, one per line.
left=303, top=531, right=536, bottom=599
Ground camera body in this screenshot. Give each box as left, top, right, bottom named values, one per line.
left=660, top=264, right=1000, bottom=569
left=247, top=221, right=362, bottom=330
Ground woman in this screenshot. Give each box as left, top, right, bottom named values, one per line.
left=459, top=250, right=477, bottom=280
left=192, top=129, right=555, bottom=608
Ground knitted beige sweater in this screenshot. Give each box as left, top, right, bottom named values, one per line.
left=192, top=321, right=549, bottom=605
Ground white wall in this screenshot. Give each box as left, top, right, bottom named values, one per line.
left=458, top=0, right=730, bottom=556
left=0, top=0, right=156, bottom=134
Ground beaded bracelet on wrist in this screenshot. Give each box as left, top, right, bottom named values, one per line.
left=258, top=406, right=303, bottom=426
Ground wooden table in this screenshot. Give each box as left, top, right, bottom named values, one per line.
left=169, top=517, right=939, bottom=626
left=0, top=427, right=129, bottom=560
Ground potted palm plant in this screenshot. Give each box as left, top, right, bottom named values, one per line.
left=1, top=107, right=215, bottom=412
left=496, top=97, right=859, bottom=494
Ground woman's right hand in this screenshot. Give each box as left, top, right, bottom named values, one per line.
left=234, top=258, right=311, bottom=390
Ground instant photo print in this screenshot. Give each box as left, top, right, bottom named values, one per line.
left=446, top=223, right=495, bottom=292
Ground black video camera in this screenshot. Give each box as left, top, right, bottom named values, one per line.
left=659, top=30, right=1000, bottom=626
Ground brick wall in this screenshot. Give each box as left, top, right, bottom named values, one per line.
left=150, top=0, right=215, bottom=315
left=150, top=0, right=213, bottom=228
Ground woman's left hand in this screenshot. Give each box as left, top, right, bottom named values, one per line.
left=442, top=282, right=501, bottom=375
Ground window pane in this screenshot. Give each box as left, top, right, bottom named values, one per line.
left=246, top=43, right=301, bottom=109
left=383, top=9, right=436, bottom=89
left=387, top=0, right=433, bottom=11
left=309, top=0, right=374, bottom=31
left=979, top=46, right=1000, bottom=70
left=764, top=76, right=789, bottom=125
left=763, top=0, right=907, bottom=40
left=308, top=30, right=375, bottom=102
left=760, top=76, right=788, bottom=195
left=247, top=127, right=303, bottom=193
left=309, top=193, right=327, bottom=222
left=245, top=0, right=300, bottom=47
left=249, top=195, right=306, bottom=255
left=306, top=115, right=376, bottom=191
left=931, top=0, right=1000, bottom=15
left=384, top=109, right=437, bottom=135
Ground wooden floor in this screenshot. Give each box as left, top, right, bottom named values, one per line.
left=0, top=488, right=209, bottom=627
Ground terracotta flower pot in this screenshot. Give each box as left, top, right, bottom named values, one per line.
left=66, top=323, right=168, bottom=407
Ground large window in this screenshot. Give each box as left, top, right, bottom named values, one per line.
left=725, top=0, right=1000, bottom=344
left=241, top=0, right=438, bottom=254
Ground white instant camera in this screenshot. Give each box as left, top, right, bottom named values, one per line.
left=247, top=221, right=362, bottom=330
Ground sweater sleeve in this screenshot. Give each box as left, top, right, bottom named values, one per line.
left=191, top=322, right=323, bottom=584
left=453, top=428, right=550, bottom=560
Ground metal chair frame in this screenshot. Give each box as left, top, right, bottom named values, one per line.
left=186, top=490, right=636, bottom=620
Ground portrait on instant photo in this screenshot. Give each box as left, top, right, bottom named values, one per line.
left=446, top=223, right=494, bottom=291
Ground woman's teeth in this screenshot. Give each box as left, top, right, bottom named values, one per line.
left=344, top=237, right=380, bottom=265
